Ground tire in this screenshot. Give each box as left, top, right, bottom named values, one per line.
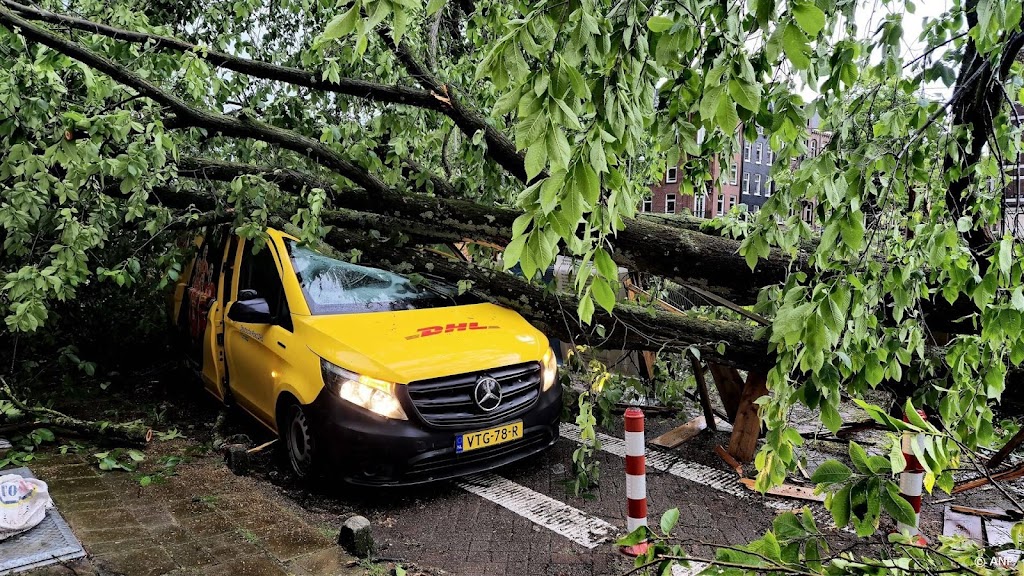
left=281, top=402, right=319, bottom=479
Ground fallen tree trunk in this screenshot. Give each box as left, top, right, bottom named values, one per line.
left=182, top=156, right=799, bottom=304
left=320, top=228, right=773, bottom=370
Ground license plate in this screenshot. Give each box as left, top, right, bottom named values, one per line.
left=455, top=421, right=523, bottom=453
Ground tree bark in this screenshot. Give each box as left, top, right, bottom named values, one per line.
left=179, top=156, right=797, bottom=303
left=318, top=228, right=773, bottom=370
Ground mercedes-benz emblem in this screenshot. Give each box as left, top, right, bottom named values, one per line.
left=473, top=376, right=503, bottom=412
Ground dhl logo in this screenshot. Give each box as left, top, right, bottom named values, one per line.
left=406, top=322, right=500, bottom=339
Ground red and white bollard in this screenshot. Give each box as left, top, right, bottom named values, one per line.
left=621, top=407, right=650, bottom=556
left=898, top=409, right=928, bottom=545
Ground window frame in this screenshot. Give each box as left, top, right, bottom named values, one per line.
left=742, top=173, right=750, bottom=195
left=743, top=142, right=751, bottom=161
left=666, top=166, right=678, bottom=183
left=730, top=163, right=738, bottom=185
left=753, top=173, right=762, bottom=196
left=665, top=193, right=676, bottom=213
left=755, top=143, right=763, bottom=164
left=642, top=198, right=653, bottom=212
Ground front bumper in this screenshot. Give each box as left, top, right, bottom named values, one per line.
left=306, top=383, right=562, bottom=486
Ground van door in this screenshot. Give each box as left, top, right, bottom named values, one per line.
left=176, top=226, right=230, bottom=399
left=223, top=239, right=293, bottom=425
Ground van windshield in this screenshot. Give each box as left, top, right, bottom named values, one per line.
left=287, top=241, right=474, bottom=314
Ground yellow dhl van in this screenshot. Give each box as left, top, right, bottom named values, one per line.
left=171, top=227, right=561, bottom=485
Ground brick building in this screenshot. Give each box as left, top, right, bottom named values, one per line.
left=641, top=116, right=830, bottom=225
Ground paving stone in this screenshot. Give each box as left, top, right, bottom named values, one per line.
left=77, top=524, right=150, bottom=544
left=290, top=548, right=363, bottom=576
left=47, top=475, right=109, bottom=495
left=260, top=525, right=331, bottom=561
left=100, top=546, right=177, bottom=576
left=204, top=554, right=289, bottom=576
left=204, top=530, right=265, bottom=559
left=179, top=512, right=237, bottom=538
left=63, top=507, right=137, bottom=530
left=167, top=540, right=218, bottom=568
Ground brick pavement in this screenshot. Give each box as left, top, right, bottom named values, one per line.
left=19, top=453, right=362, bottom=576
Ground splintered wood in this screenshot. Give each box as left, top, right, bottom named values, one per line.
left=738, top=478, right=826, bottom=502
left=650, top=416, right=707, bottom=449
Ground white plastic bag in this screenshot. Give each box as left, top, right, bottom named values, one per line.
left=0, top=474, right=52, bottom=541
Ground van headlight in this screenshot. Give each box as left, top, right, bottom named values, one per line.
left=541, top=348, right=558, bottom=392
left=321, top=359, right=408, bottom=420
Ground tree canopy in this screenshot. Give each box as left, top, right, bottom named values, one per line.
left=4, top=0, right=1024, bottom=569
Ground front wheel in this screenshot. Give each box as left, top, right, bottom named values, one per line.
left=282, top=403, right=319, bottom=479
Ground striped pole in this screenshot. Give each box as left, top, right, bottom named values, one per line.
left=898, top=409, right=927, bottom=544
left=625, top=407, right=647, bottom=532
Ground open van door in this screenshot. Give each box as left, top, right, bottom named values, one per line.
left=176, top=226, right=234, bottom=400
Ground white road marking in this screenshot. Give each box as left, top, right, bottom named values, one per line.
left=560, top=423, right=749, bottom=497
left=455, top=472, right=616, bottom=549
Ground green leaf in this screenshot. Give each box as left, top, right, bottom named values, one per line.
left=525, top=141, right=548, bottom=181
left=647, top=15, right=674, bottom=32
left=502, top=235, right=527, bottom=269
left=716, top=97, right=740, bottom=133
left=811, top=460, right=852, bottom=485
left=728, top=78, right=761, bottom=113
left=699, top=85, right=724, bottom=123
left=881, top=481, right=918, bottom=527
left=792, top=1, right=826, bottom=36
left=591, top=277, right=616, bottom=313
left=782, top=23, right=811, bottom=70
left=594, top=248, right=617, bottom=281
left=320, top=6, right=359, bottom=41
left=849, top=442, right=870, bottom=474
left=578, top=292, right=595, bottom=324
left=660, top=507, right=680, bottom=534
left=425, top=0, right=446, bottom=16
left=892, top=438, right=909, bottom=471
left=773, top=512, right=806, bottom=540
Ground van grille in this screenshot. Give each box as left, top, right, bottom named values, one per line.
left=406, top=362, right=541, bottom=428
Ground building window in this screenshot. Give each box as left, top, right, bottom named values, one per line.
left=766, top=147, right=774, bottom=165
left=743, top=142, right=751, bottom=161
left=803, top=203, right=813, bottom=222
left=755, top=143, right=763, bottom=164
left=730, top=163, right=738, bottom=185
left=642, top=198, right=652, bottom=212
left=728, top=196, right=736, bottom=209
left=753, top=174, right=761, bottom=196
left=665, top=194, right=676, bottom=213
left=742, top=173, right=750, bottom=195
left=810, top=140, right=818, bottom=157
left=666, top=166, right=678, bottom=183
left=694, top=193, right=706, bottom=217
left=765, top=179, right=772, bottom=197
left=717, top=193, right=724, bottom=214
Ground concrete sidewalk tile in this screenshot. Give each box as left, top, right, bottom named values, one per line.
left=179, top=512, right=236, bottom=538
left=34, top=462, right=99, bottom=481
left=48, top=475, right=109, bottom=494
left=259, top=525, right=331, bottom=561
left=290, top=548, right=362, bottom=575
left=204, top=530, right=265, bottom=559
left=166, top=540, right=218, bottom=568
left=101, top=546, right=177, bottom=576
left=205, top=554, right=289, bottom=576
left=77, top=524, right=150, bottom=544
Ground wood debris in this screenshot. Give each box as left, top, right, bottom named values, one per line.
left=650, top=416, right=706, bottom=449
left=738, top=478, right=825, bottom=502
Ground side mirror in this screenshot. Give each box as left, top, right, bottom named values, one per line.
left=228, top=298, right=272, bottom=324
left=237, top=288, right=259, bottom=301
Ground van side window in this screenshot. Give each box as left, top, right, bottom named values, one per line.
left=238, top=243, right=292, bottom=331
